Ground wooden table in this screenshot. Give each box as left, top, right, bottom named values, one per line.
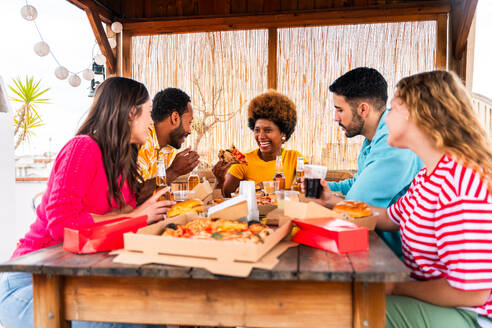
left=0, top=232, right=409, bottom=328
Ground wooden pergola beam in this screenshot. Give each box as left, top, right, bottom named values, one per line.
left=123, top=2, right=450, bottom=36
left=451, top=0, right=478, bottom=59
left=436, top=14, right=448, bottom=70
left=65, top=0, right=116, bottom=24
left=86, top=8, right=117, bottom=74
left=267, top=28, right=277, bottom=90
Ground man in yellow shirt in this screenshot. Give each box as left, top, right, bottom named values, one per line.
left=137, top=88, right=199, bottom=203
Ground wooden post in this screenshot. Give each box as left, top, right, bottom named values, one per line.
left=106, top=24, right=118, bottom=78
left=464, top=13, right=476, bottom=92
left=32, top=274, right=70, bottom=328
left=85, top=8, right=117, bottom=74
left=120, top=31, right=133, bottom=78
left=353, top=282, right=385, bottom=328
left=436, top=13, right=448, bottom=70
left=267, top=27, right=278, bottom=90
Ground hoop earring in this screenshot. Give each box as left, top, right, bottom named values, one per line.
left=281, top=136, right=286, bottom=142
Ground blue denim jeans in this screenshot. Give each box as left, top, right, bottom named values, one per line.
left=0, top=272, right=166, bottom=328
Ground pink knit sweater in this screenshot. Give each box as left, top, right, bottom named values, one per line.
left=12, top=135, right=137, bottom=259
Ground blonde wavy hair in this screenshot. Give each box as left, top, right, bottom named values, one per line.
left=396, top=70, right=492, bottom=192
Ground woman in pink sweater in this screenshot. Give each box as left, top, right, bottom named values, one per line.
left=0, top=77, right=172, bottom=328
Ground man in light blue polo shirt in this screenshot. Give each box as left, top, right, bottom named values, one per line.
left=318, top=67, right=423, bottom=258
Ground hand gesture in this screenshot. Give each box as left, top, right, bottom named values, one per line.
left=136, top=178, right=156, bottom=206
left=167, top=147, right=200, bottom=178
left=315, top=179, right=335, bottom=207
left=301, top=178, right=336, bottom=208
left=132, top=187, right=175, bottom=225
left=212, top=160, right=233, bottom=185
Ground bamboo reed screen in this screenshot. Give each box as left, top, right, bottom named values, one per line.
left=132, top=30, right=268, bottom=169
left=132, top=21, right=436, bottom=169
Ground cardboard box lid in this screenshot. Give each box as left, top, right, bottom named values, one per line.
left=188, top=180, right=213, bottom=201
left=342, top=214, right=378, bottom=230
left=284, top=200, right=344, bottom=219
left=207, top=195, right=248, bottom=220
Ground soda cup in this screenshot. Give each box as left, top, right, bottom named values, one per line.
left=303, top=164, right=328, bottom=199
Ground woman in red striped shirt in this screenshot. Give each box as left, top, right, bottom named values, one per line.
left=373, top=70, right=492, bottom=327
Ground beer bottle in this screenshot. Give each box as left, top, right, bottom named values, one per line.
left=156, top=159, right=173, bottom=201
left=292, top=156, right=305, bottom=193
left=187, top=167, right=200, bottom=190
left=273, top=155, right=285, bottom=190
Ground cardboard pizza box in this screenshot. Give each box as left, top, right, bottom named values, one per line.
left=284, top=200, right=344, bottom=220
left=113, top=241, right=296, bottom=277
left=123, top=211, right=292, bottom=264
left=258, top=204, right=277, bottom=216
left=292, top=217, right=368, bottom=254
left=207, top=195, right=248, bottom=220
left=263, top=208, right=292, bottom=226
left=187, top=180, right=213, bottom=202
left=340, top=214, right=378, bottom=230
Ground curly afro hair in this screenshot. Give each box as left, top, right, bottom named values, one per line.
left=247, top=90, right=297, bottom=141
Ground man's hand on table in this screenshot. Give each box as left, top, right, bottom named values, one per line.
left=166, top=147, right=200, bottom=183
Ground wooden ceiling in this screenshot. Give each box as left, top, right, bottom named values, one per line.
left=65, top=0, right=478, bottom=77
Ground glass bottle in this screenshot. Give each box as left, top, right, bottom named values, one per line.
left=188, top=167, right=200, bottom=190
left=292, top=156, right=305, bottom=193
left=273, top=155, right=285, bottom=190
left=156, top=159, right=173, bottom=201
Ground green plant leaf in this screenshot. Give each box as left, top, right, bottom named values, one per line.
left=9, top=76, right=50, bottom=149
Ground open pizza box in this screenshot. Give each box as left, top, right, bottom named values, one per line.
left=284, top=200, right=343, bottom=219
left=341, top=214, right=378, bottom=230
left=186, top=180, right=214, bottom=204
left=258, top=203, right=277, bottom=216
left=283, top=199, right=377, bottom=230
left=113, top=209, right=294, bottom=277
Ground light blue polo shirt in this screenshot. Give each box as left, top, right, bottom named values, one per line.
left=328, top=110, right=423, bottom=258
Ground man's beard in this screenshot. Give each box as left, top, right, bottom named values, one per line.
left=339, top=111, right=364, bottom=138
left=168, top=120, right=189, bottom=149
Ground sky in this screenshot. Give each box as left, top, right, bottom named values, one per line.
left=0, top=0, right=491, bottom=156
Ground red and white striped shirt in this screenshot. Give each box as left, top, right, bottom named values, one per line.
left=388, top=154, right=492, bottom=318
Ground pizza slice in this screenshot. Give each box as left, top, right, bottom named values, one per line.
left=218, top=145, right=248, bottom=165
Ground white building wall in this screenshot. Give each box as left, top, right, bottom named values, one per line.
left=0, top=76, right=17, bottom=261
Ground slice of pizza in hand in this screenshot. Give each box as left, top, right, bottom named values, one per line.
left=218, top=145, right=248, bottom=165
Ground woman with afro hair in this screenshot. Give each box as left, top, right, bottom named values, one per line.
left=213, top=90, right=304, bottom=197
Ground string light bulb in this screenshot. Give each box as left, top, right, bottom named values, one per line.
left=94, top=54, right=106, bottom=66
left=21, top=5, right=37, bottom=21
left=22, top=2, right=102, bottom=90
left=68, top=74, right=81, bottom=87
left=34, top=41, right=50, bottom=57
left=82, top=69, right=95, bottom=81
left=54, top=66, right=69, bottom=80
left=111, top=22, right=123, bottom=33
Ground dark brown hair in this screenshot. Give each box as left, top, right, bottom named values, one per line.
left=247, top=90, right=297, bottom=141
left=77, top=77, right=149, bottom=208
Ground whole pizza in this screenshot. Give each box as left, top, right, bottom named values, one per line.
left=161, top=218, right=273, bottom=243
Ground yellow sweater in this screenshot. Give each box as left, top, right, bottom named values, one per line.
left=228, top=148, right=304, bottom=189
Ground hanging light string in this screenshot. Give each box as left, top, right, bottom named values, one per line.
left=21, top=0, right=122, bottom=87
